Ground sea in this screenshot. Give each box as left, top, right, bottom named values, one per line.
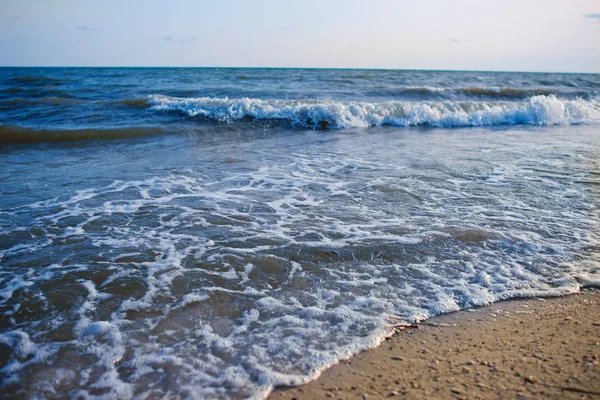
left=0, top=67, right=599, bottom=399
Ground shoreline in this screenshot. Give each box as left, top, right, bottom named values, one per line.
left=269, top=289, right=600, bottom=399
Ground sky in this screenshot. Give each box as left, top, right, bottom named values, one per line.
left=0, top=0, right=599, bottom=72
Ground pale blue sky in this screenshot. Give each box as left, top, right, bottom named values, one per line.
left=1, top=0, right=599, bottom=72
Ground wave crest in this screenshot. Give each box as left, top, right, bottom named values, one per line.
left=148, top=94, right=600, bottom=129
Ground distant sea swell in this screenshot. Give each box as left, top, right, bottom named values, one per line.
left=1, top=67, right=599, bottom=144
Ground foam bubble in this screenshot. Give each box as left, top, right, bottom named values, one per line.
left=1, top=128, right=599, bottom=399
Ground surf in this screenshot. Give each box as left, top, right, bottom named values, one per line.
left=148, top=94, right=600, bottom=129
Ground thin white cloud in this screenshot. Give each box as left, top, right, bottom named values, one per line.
left=584, top=13, right=600, bottom=23
left=178, top=35, right=198, bottom=43
left=76, top=25, right=96, bottom=31
left=160, top=35, right=198, bottom=43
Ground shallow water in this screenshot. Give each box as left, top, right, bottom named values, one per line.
left=1, top=68, right=600, bottom=399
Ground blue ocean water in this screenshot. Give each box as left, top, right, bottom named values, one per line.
left=0, top=68, right=599, bottom=399
left=1, top=68, right=599, bottom=140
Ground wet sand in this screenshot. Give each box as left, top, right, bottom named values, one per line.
left=270, top=289, right=600, bottom=399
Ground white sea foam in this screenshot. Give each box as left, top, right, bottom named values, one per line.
left=148, top=94, right=600, bottom=129
left=1, top=128, right=599, bottom=399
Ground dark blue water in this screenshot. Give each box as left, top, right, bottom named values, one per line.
left=1, top=68, right=599, bottom=142
left=0, top=68, right=599, bottom=399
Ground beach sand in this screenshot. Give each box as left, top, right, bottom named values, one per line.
left=270, top=289, right=600, bottom=399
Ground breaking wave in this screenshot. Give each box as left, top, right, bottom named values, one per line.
left=148, top=94, right=600, bottom=129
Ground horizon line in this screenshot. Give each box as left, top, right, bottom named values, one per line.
left=0, top=65, right=598, bottom=75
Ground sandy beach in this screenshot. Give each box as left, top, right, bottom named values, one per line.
left=270, top=289, right=600, bottom=399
